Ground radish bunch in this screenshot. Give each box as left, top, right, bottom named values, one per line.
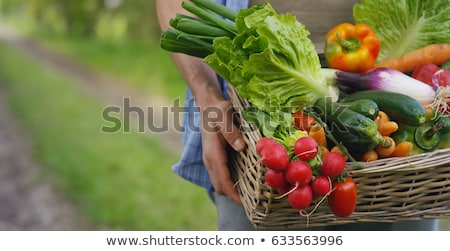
left=258, top=136, right=347, bottom=212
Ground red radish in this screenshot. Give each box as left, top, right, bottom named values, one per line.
left=277, top=184, right=292, bottom=195
left=311, top=175, right=332, bottom=197
left=256, top=137, right=278, bottom=156
left=294, top=136, right=319, bottom=161
left=287, top=185, right=313, bottom=210
left=412, top=63, right=441, bottom=88
left=432, top=69, right=450, bottom=88
left=285, top=160, right=312, bottom=186
left=320, top=152, right=346, bottom=178
left=264, top=169, right=289, bottom=189
left=259, top=142, right=289, bottom=171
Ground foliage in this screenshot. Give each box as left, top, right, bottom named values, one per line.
left=0, top=0, right=161, bottom=41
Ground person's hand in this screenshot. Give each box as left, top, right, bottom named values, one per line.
left=200, top=99, right=246, bottom=204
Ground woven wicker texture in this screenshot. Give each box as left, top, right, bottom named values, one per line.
left=227, top=85, right=450, bottom=229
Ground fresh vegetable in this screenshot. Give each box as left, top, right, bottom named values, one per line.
left=324, top=22, right=380, bottom=73
left=430, top=86, right=450, bottom=115
left=320, top=152, right=346, bottom=179
left=264, top=169, right=289, bottom=190
left=389, top=141, right=414, bottom=157
left=292, top=110, right=316, bottom=132
left=294, top=137, right=319, bottom=161
left=436, top=116, right=450, bottom=149
left=378, top=121, right=399, bottom=136
left=353, top=0, right=450, bottom=63
left=340, top=90, right=428, bottom=126
left=375, top=44, right=450, bottom=73
left=340, top=99, right=379, bottom=120
left=313, top=97, right=384, bottom=154
left=311, top=176, right=332, bottom=197
left=328, top=177, right=357, bottom=218
left=285, top=161, right=313, bottom=187
left=257, top=140, right=290, bottom=171
left=375, top=136, right=396, bottom=158
left=288, top=185, right=313, bottom=211
left=412, top=63, right=442, bottom=88
left=256, top=137, right=278, bottom=156
left=308, top=123, right=327, bottom=148
left=361, top=149, right=378, bottom=162
left=328, top=68, right=437, bottom=104
left=204, top=3, right=339, bottom=114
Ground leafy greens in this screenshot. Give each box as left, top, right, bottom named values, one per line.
left=204, top=3, right=337, bottom=114
left=353, top=0, right=450, bottom=63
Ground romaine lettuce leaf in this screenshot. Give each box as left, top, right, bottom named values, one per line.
left=204, top=3, right=336, bottom=113
left=353, top=0, right=450, bottom=63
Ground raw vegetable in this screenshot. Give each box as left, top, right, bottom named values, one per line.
left=292, top=110, right=316, bottom=132
left=326, top=67, right=437, bottom=104
left=324, top=23, right=380, bottom=73
left=308, top=123, right=327, bottom=148
left=340, top=99, right=379, bottom=120
left=320, top=152, right=346, bottom=179
left=288, top=185, right=313, bottom=211
left=389, top=141, right=413, bottom=158
left=313, top=97, right=384, bottom=154
left=285, top=160, right=313, bottom=187
left=264, top=169, right=289, bottom=189
left=257, top=141, right=290, bottom=171
left=340, top=90, right=428, bottom=126
left=204, top=3, right=338, bottom=114
left=294, top=137, right=319, bottom=161
left=311, top=176, right=332, bottom=197
left=375, top=44, right=450, bottom=73
left=375, top=136, right=396, bottom=158
left=353, top=0, right=450, bottom=63
left=328, top=177, right=357, bottom=218
left=361, top=150, right=378, bottom=162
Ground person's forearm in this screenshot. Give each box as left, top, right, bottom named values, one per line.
left=155, top=0, right=224, bottom=109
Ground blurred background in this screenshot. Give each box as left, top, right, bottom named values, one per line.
left=0, top=0, right=448, bottom=231
left=0, top=0, right=216, bottom=230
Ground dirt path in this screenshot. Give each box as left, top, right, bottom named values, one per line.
left=0, top=23, right=183, bottom=230
left=0, top=88, right=95, bottom=230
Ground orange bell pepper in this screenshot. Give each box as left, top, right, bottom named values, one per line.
left=324, top=23, right=380, bottom=73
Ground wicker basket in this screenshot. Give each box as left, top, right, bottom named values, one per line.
left=227, top=85, right=450, bottom=230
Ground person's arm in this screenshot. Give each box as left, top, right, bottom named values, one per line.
left=156, top=0, right=245, bottom=204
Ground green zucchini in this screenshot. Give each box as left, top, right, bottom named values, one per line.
left=339, top=99, right=379, bottom=120
left=313, top=97, right=384, bottom=154
left=340, top=90, right=426, bottom=126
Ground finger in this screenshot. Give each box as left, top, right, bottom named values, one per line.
left=217, top=100, right=246, bottom=152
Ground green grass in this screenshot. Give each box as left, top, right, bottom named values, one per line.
left=0, top=41, right=216, bottom=230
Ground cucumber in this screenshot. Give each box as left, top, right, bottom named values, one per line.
left=339, top=99, right=379, bottom=120
left=340, top=90, right=426, bottom=125
left=313, top=98, right=384, bottom=154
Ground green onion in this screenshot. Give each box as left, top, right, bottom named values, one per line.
left=160, top=29, right=215, bottom=58
left=170, top=14, right=234, bottom=38
left=181, top=1, right=237, bottom=35
left=190, top=0, right=238, bottom=21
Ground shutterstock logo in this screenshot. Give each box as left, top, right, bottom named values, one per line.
left=100, top=97, right=250, bottom=134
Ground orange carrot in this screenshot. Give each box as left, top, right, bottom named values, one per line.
left=375, top=43, right=450, bottom=73
left=389, top=141, right=413, bottom=157
left=374, top=111, right=390, bottom=126
left=375, top=136, right=396, bottom=158
left=360, top=150, right=378, bottom=162
left=378, top=121, right=399, bottom=136
left=309, top=123, right=327, bottom=148
left=330, top=145, right=348, bottom=161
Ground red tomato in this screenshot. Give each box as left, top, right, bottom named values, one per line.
left=292, top=110, right=315, bottom=132
left=328, top=177, right=357, bottom=217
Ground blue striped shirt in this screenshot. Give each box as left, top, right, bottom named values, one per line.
left=172, top=0, right=249, bottom=191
